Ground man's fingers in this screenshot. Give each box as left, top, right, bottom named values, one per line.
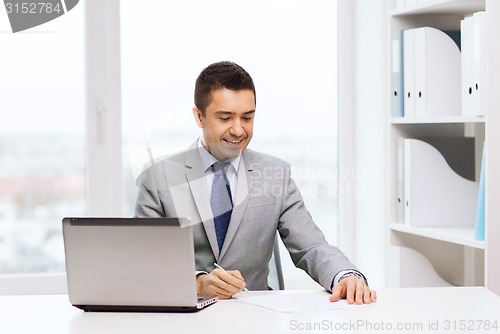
left=209, top=268, right=247, bottom=297
left=330, top=276, right=377, bottom=305
left=202, top=272, right=236, bottom=299
left=215, top=269, right=246, bottom=291
left=329, top=284, right=343, bottom=302
left=345, top=278, right=356, bottom=304
left=207, top=282, right=234, bottom=300
left=355, top=278, right=365, bottom=304
left=228, top=269, right=244, bottom=281
left=212, top=272, right=237, bottom=293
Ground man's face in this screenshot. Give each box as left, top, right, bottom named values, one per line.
left=193, top=88, right=255, bottom=161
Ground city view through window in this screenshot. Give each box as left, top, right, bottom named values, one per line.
left=0, top=6, right=84, bottom=273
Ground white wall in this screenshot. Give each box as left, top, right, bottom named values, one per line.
left=338, top=0, right=388, bottom=288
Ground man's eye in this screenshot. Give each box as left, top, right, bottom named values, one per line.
left=219, top=117, right=230, bottom=121
left=243, top=117, right=253, bottom=121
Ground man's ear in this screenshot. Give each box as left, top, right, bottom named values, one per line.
left=193, top=106, right=204, bottom=128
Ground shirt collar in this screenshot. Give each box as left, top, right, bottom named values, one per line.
left=197, top=137, right=241, bottom=174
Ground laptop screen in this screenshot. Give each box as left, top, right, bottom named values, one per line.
left=62, top=217, right=201, bottom=309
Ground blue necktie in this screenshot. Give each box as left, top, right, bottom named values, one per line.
left=210, top=161, right=233, bottom=252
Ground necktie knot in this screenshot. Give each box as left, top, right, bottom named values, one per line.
left=212, top=161, right=230, bottom=174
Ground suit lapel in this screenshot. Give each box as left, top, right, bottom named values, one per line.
left=183, top=143, right=255, bottom=261
left=184, top=142, right=220, bottom=259
left=219, top=151, right=253, bottom=260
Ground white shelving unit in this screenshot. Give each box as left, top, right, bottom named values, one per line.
left=386, top=0, right=500, bottom=295
left=390, top=116, right=484, bottom=124
left=392, top=0, right=485, bottom=15
left=390, top=223, right=485, bottom=249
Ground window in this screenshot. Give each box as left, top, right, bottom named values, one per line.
left=0, top=5, right=84, bottom=274
left=121, top=0, right=338, bottom=288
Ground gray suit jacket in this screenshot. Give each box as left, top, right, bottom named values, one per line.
left=135, top=141, right=358, bottom=291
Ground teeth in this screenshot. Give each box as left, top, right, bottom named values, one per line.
left=226, top=139, right=242, bottom=143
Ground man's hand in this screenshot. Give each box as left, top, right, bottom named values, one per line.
left=196, top=268, right=247, bottom=299
left=330, top=276, right=377, bottom=304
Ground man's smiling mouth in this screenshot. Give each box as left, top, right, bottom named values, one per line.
left=224, top=138, right=244, bottom=144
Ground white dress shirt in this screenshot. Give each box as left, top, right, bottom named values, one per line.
left=197, top=137, right=240, bottom=203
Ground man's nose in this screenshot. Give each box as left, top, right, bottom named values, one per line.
left=229, top=119, right=244, bottom=136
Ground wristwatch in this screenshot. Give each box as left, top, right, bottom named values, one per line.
left=338, top=271, right=365, bottom=283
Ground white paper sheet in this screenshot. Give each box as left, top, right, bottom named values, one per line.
left=234, top=290, right=362, bottom=313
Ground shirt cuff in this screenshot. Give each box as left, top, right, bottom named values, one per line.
left=196, top=270, right=208, bottom=277
left=331, top=269, right=368, bottom=289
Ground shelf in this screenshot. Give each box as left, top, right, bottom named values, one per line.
left=384, top=0, right=499, bottom=294
left=391, top=0, right=485, bottom=16
left=390, top=116, right=485, bottom=124
left=390, top=223, right=485, bottom=249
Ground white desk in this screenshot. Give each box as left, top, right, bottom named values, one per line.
left=1, top=287, right=500, bottom=334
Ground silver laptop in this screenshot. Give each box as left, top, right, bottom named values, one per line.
left=62, top=217, right=218, bottom=312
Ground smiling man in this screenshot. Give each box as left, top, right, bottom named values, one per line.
left=135, top=61, right=376, bottom=304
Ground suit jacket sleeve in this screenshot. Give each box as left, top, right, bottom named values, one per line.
left=134, top=163, right=167, bottom=218
left=277, top=162, right=359, bottom=291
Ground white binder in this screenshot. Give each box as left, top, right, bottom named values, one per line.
left=403, top=139, right=478, bottom=227
left=403, top=29, right=415, bottom=117
left=413, top=27, right=461, bottom=117
left=392, top=30, right=404, bottom=117
left=473, top=11, right=486, bottom=116
left=393, top=246, right=453, bottom=287
left=461, top=15, right=474, bottom=116
left=461, top=12, right=486, bottom=116
left=396, top=138, right=405, bottom=223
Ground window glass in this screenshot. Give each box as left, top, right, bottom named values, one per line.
left=0, top=6, right=85, bottom=273
left=121, top=0, right=337, bottom=288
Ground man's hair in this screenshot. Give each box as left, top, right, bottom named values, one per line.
left=194, top=61, right=256, bottom=115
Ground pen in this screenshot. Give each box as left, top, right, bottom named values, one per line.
left=214, top=262, right=250, bottom=293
